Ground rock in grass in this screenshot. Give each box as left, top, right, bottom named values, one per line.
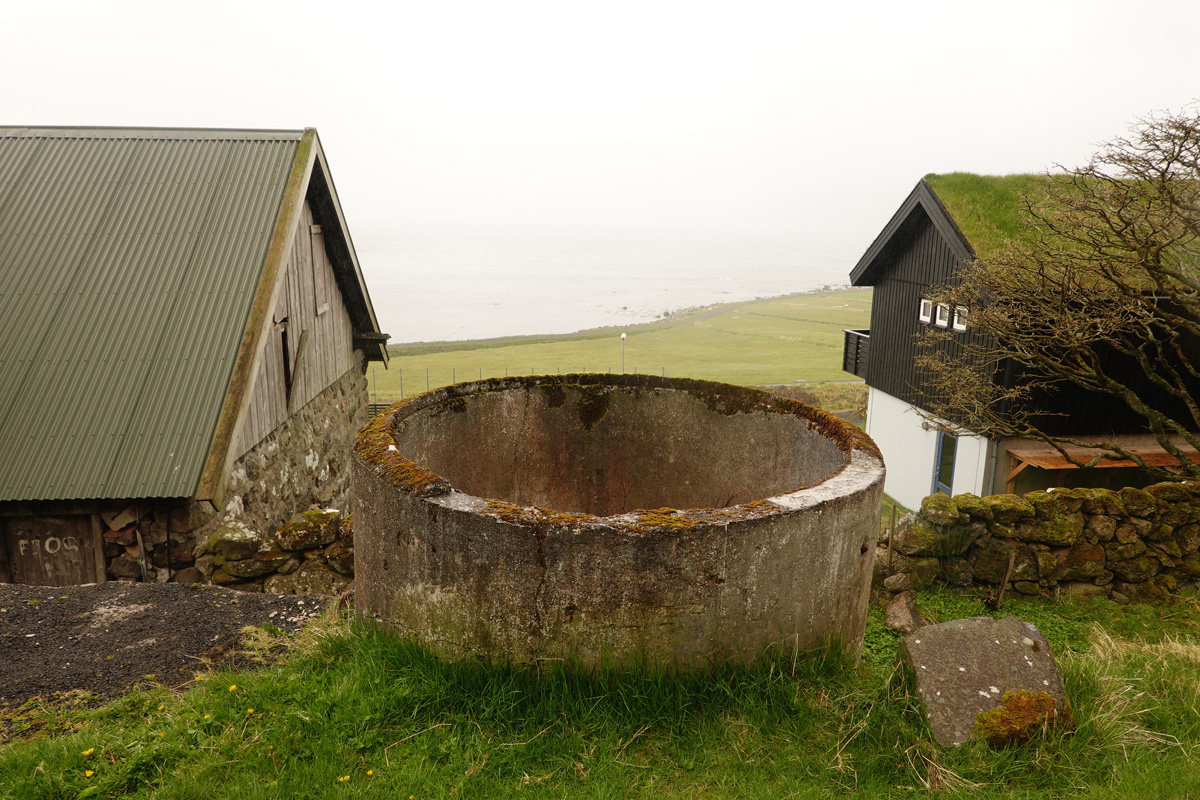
left=885, top=590, right=926, bottom=634
left=898, top=617, right=1070, bottom=747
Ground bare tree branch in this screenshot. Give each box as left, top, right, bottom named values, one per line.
left=917, top=107, right=1200, bottom=481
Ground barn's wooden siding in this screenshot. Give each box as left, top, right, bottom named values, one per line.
left=863, top=212, right=988, bottom=410
left=235, top=200, right=356, bottom=457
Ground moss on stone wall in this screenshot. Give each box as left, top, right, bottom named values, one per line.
left=886, top=481, right=1200, bottom=603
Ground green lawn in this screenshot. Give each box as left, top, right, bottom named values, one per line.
left=4, top=589, right=1199, bottom=799
left=367, top=288, right=872, bottom=402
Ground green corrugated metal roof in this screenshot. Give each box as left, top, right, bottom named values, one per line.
left=0, top=127, right=303, bottom=501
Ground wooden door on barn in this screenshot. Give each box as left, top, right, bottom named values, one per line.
left=1, top=516, right=105, bottom=585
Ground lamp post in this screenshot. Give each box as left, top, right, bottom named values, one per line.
left=621, top=333, right=626, bottom=373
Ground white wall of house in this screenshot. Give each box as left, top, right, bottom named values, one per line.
left=865, top=387, right=993, bottom=508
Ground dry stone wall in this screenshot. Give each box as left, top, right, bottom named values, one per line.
left=879, top=482, right=1200, bottom=603
left=191, top=509, right=355, bottom=594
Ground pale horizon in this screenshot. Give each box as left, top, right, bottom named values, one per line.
left=7, top=0, right=1200, bottom=340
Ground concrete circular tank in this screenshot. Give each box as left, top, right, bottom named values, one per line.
left=352, top=374, right=884, bottom=669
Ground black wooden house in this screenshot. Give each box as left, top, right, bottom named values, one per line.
left=844, top=173, right=1199, bottom=508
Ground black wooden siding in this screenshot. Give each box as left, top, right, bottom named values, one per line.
left=860, top=202, right=1194, bottom=438
left=861, top=213, right=987, bottom=410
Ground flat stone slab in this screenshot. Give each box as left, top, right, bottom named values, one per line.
left=898, top=616, right=1068, bottom=747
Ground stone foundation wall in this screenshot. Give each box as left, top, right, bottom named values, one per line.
left=192, top=509, right=355, bottom=594
left=879, top=482, right=1200, bottom=603
left=218, top=356, right=369, bottom=540
left=99, top=358, right=369, bottom=587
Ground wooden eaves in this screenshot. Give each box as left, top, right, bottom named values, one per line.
left=1004, top=440, right=1200, bottom=492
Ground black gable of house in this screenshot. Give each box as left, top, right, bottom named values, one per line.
left=850, top=181, right=987, bottom=415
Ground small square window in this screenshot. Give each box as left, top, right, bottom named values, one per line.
left=934, top=303, right=951, bottom=327
left=919, top=298, right=933, bottom=323
left=952, top=306, right=968, bottom=331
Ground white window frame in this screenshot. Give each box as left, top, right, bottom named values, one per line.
left=952, top=306, right=968, bottom=331
left=919, top=298, right=933, bottom=323
left=934, top=303, right=951, bottom=328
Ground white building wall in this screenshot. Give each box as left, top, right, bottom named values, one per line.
left=865, top=387, right=993, bottom=509
left=953, top=431, right=992, bottom=499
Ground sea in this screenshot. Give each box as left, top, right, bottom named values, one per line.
left=355, top=225, right=859, bottom=344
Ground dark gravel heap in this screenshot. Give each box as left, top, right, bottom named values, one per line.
left=0, top=582, right=327, bottom=706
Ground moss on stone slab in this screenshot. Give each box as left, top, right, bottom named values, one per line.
left=898, top=518, right=981, bottom=557
left=276, top=509, right=340, bottom=551
left=1027, top=488, right=1085, bottom=518
left=919, top=493, right=961, bottom=525
left=1076, top=487, right=1126, bottom=516
left=1176, top=553, right=1200, bottom=577
left=482, top=500, right=600, bottom=529
left=972, top=538, right=1038, bottom=583
left=1110, top=554, right=1161, bottom=582
left=1145, top=480, right=1200, bottom=504
left=1119, top=487, right=1157, bottom=518
left=982, top=494, right=1036, bottom=525
left=1014, top=513, right=1084, bottom=546
left=1104, top=538, right=1148, bottom=562
left=952, top=492, right=992, bottom=520
left=974, top=690, right=1071, bottom=747
left=352, top=406, right=452, bottom=497
left=1051, top=543, right=1106, bottom=580
left=208, top=522, right=266, bottom=561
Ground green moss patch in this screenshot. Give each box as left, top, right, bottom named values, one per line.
left=974, top=690, right=1073, bottom=747
left=352, top=406, right=451, bottom=497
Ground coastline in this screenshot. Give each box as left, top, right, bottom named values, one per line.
left=389, top=284, right=864, bottom=352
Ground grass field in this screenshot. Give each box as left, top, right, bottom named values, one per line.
left=368, top=288, right=872, bottom=403
left=3, top=588, right=1199, bottom=799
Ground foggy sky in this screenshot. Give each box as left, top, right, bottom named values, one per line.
left=7, top=0, right=1200, bottom=263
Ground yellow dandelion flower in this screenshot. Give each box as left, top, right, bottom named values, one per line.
left=82, top=748, right=94, bottom=757
left=339, top=775, right=350, bottom=783
left=158, top=705, right=165, bottom=711
left=228, top=684, right=237, bottom=692
left=203, top=714, right=210, bottom=720
left=85, top=770, right=94, bottom=778
left=366, top=770, right=374, bottom=777
left=247, top=708, right=255, bottom=715
left=159, top=732, right=165, bottom=738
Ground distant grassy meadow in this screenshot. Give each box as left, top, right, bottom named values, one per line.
left=368, top=288, right=872, bottom=403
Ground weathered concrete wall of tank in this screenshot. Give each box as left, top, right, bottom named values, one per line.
left=352, top=375, right=884, bottom=669
left=353, top=452, right=883, bottom=667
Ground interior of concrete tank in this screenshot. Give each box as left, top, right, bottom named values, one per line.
left=389, top=379, right=849, bottom=515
